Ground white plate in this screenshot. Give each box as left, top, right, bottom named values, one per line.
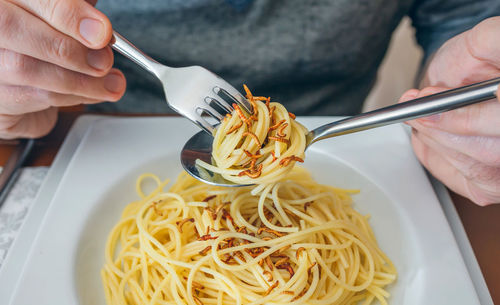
left=0, top=117, right=482, bottom=304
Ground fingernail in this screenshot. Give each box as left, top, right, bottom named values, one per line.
left=87, top=48, right=110, bottom=71
left=104, top=73, right=124, bottom=94
left=79, top=18, right=105, bottom=46
left=398, top=90, right=419, bottom=103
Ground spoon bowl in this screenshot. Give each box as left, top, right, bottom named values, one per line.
left=180, top=130, right=252, bottom=187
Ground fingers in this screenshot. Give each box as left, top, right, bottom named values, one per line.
left=400, top=87, right=500, bottom=136
left=0, top=81, right=120, bottom=138
left=398, top=89, right=420, bottom=103
left=399, top=86, right=447, bottom=103
left=411, top=130, right=470, bottom=199
left=0, top=0, right=119, bottom=140
left=11, top=0, right=112, bottom=49
left=407, top=120, right=500, bottom=167
left=0, top=85, right=111, bottom=115
left=401, top=86, right=500, bottom=205
left=0, top=49, right=126, bottom=101
left=415, top=99, right=500, bottom=136
left=414, top=128, right=500, bottom=181
left=411, top=130, right=499, bottom=205
left=0, top=107, right=58, bottom=139
left=0, top=1, right=113, bottom=77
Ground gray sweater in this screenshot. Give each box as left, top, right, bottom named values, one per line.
left=91, top=0, right=500, bottom=115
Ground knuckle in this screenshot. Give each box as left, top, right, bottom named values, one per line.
left=32, top=88, right=53, bottom=108
left=56, top=68, right=92, bottom=97
left=46, top=0, right=79, bottom=30
left=9, top=53, right=27, bottom=75
left=0, top=86, right=51, bottom=115
left=0, top=50, right=29, bottom=77
left=51, top=36, right=74, bottom=62
left=72, top=73, right=88, bottom=94
left=0, top=4, right=16, bottom=37
left=0, top=109, right=57, bottom=139
left=467, top=17, right=500, bottom=60
left=62, top=74, right=84, bottom=94
left=474, top=17, right=500, bottom=35
left=0, top=114, right=22, bottom=138
left=46, top=92, right=67, bottom=107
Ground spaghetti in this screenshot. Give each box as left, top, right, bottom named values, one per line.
left=101, top=167, right=396, bottom=305
left=196, top=86, right=308, bottom=185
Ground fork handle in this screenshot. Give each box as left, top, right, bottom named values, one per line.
left=308, top=77, right=500, bottom=144
left=111, top=31, right=165, bottom=78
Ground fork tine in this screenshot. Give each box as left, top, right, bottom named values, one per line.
left=204, top=96, right=232, bottom=115
left=210, top=88, right=233, bottom=113
left=192, top=112, right=215, bottom=134
left=215, top=86, right=252, bottom=114
left=198, top=104, right=224, bottom=121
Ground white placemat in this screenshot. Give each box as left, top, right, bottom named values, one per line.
left=0, top=167, right=48, bottom=267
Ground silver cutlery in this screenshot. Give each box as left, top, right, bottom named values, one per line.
left=111, top=31, right=252, bottom=133
left=181, top=77, right=499, bottom=187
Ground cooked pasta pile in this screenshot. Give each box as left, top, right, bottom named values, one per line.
left=101, top=167, right=396, bottom=305
left=196, top=85, right=308, bottom=185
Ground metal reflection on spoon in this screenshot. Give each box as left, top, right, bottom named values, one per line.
left=180, top=130, right=252, bottom=187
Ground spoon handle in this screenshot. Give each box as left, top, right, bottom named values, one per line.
left=308, top=77, right=500, bottom=144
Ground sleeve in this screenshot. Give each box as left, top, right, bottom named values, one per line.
left=409, top=0, right=500, bottom=61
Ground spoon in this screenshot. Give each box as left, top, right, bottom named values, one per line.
left=181, top=77, right=500, bottom=187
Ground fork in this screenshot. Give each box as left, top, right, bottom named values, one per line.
left=110, top=31, right=252, bottom=133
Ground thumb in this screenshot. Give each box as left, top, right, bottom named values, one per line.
left=466, top=17, right=500, bottom=68
left=14, top=0, right=112, bottom=49
left=398, top=89, right=420, bottom=103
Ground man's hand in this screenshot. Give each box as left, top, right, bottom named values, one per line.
left=0, top=0, right=126, bottom=139
left=401, top=17, right=500, bottom=205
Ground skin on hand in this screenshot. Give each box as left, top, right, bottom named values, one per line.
left=0, top=0, right=126, bottom=139
left=401, top=17, right=500, bottom=206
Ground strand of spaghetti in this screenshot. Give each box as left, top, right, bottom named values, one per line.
left=211, top=221, right=367, bottom=254
left=137, top=205, right=246, bottom=302
left=101, top=169, right=396, bottom=305
left=209, top=222, right=373, bottom=272
left=247, top=254, right=312, bottom=305
left=197, top=91, right=307, bottom=185
left=100, top=269, right=114, bottom=305
left=186, top=255, right=243, bottom=305
left=270, top=183, right=293, bottom=225
left=290, top=241, right=353, bottom=250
